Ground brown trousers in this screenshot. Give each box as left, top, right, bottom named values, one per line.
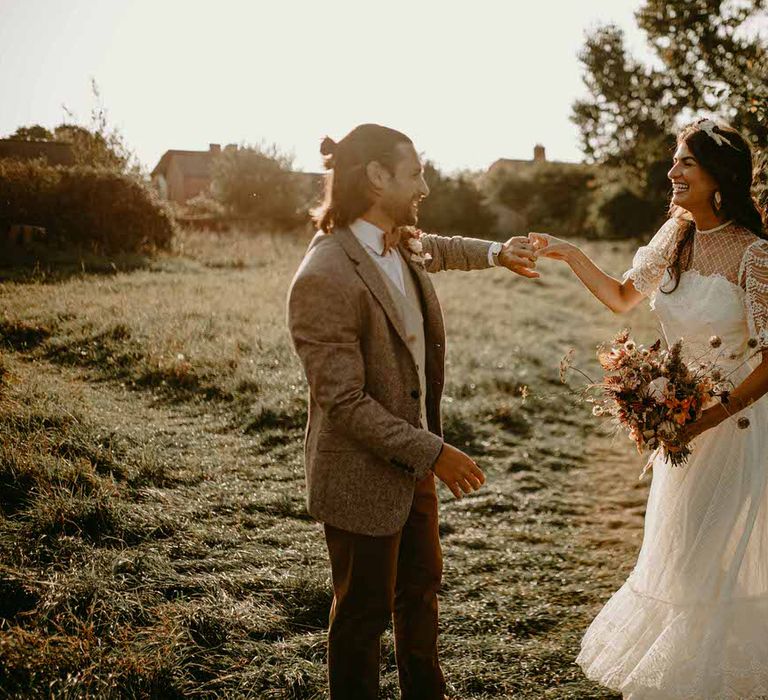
left=323, top=473, right=445, bottom=700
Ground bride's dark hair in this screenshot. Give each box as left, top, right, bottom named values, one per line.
left=663, top=120, right=767, bottom=294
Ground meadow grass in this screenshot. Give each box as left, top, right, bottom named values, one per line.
left=0, top=229, right=660, bottom=698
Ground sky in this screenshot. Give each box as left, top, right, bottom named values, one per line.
left=0, top=0, right=657, bottom=173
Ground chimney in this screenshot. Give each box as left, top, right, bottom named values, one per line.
left=209, top=143, right=221, bottom=155
left=533, top=144, right=546, bottom=162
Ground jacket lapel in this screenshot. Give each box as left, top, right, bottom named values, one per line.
left=399, top=243, right=445, bottom=345
left=334, top=227, right=410, bottom=347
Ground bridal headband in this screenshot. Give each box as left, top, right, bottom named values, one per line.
left=695, top=119, right=742, bottom=150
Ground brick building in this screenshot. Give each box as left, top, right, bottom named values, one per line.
left=151, top=144, right=223, bottom=204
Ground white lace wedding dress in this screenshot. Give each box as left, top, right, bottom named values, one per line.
left=577, top=219, right=768, bottom=700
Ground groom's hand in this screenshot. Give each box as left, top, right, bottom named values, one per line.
left=432, top=443, right=485, bottom=499
left=499, top=236, right=540, bottom=278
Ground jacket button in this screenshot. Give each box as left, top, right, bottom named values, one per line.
left=410, top=389, right=420, bottom=399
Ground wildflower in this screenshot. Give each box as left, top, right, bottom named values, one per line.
left=659, top=421, right=676, bottom=438
left=592, top=405, right=604, bottom=416
left=646, top=376, right=670, bottom=403
left=408, top=237, right=424, bottom=254
left=709, top=336, right=722, bottom=348
left=402, top=229, right=431, bottom=265
left=624, top=340, right=636, bottom=352
left=737, top=417, right=751, bottom=429
left=614, top=329, right=631, bottom=344
left=559, top=349, right=575, bottom=383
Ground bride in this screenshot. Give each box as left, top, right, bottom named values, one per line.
left=530, top=119, right=768, bottom=699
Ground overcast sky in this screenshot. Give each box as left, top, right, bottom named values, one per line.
left=1, top=0, right=663, bottom=172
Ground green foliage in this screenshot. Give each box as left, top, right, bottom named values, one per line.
left=53, top=123, right=132, bottom=173
left=181, top=191, right=225, bottom=218
left=585, top=172, right=668, bottom=239
left=574, top=1, right=767, bottom=167
left=211, top=144, right=305, bottom=229
left=0, top=233, right=658, bottom=697
left=572, top=0, right=767, bottom=236
left=6, top=80, right=139, bottom=174
left=487, top=162, right=595, bottom=237
left=636, top=0, right=767, bottom=144
left=418, top=161, right=497, bottom=237
left=6, top=122, right=136, bottom=173
left=0, top=160, right=176, bottom=254
left=8, top=124, right=54, bottom=141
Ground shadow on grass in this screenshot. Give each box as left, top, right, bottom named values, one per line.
left=0, top=245, right=155, bottom=284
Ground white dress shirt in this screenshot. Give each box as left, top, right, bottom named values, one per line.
left=349, top=219, right=407, bottom=296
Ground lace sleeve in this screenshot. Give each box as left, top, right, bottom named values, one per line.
left=741, top=240, right=768, bottom=350
left=622, top=219, right=683, bottom=297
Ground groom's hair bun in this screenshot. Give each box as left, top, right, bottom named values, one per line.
left=312, top=124, right=414, bottom=232
left=320, top=136, right=337, bottom=164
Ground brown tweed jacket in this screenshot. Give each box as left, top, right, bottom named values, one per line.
left=287, top=226, right=494, bottom=536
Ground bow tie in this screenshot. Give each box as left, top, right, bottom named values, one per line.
left=381, top=228, right=401, bottom=256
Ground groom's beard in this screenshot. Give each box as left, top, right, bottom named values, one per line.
left=382, top=195, right=419, bottom=228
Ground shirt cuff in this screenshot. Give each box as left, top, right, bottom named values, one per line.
left=487, top=242, right=502, bottom=267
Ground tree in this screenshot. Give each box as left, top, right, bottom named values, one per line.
left=210, top=144, right=305, bottom=229
left=574, top=0, right=767, bottom=167
left=486, top=162, right=595, bottom=237
left=52, top=123, right=131, bottom=172
left=572, top=0, right=767, bottom=235
left=417, top=161, right=497, bottom=237
left=8, top=125, right=54, bottom=141
left=6, top=83, right=138, bottom=174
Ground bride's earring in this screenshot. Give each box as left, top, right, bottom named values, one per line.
left=714, top=191, right=722, bottom=212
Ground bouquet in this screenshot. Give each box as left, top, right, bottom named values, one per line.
left=561, top=330, right=752, bottom=470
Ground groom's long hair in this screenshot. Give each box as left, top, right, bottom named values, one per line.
left=312, top=124, right=412, bottom=233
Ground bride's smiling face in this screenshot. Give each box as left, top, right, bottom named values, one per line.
left=667, top=141, right=720, bottom=216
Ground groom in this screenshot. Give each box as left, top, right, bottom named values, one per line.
left=287, top=123, right=538, bottom=699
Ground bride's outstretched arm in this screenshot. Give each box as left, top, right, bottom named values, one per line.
left=528, top=233, right=644, bottom=314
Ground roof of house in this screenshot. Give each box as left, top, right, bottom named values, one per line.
left=488, top=157, right=585, bottom=173
left=151, top=150, right=215, bottom=178
left=0, top=139, right=75, bottom=166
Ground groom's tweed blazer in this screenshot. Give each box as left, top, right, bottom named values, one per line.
left=287, top=226, right=493, bottom=536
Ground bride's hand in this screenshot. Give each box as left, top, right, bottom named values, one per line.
left=528, top=232, right=576, bottom=261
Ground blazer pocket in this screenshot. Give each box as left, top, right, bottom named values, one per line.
left=316, top=430, right=362, bottom=453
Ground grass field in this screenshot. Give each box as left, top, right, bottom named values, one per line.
left=0, top=230, right=660, bottom=699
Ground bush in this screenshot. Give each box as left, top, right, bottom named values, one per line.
left=180, top=192, right=225, bottom=219
left=487, top=162, right=595, bottom=237
left=211, top=144, right=305, bottom=230
left=418, top=162, right=497, bottom=237
left=0, top=160, right=176, bottom=254
left=585, top=174, right=667, bottom=239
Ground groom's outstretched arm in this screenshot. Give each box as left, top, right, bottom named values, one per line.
left=421, top=233, right=539, bottom=278
left=288, top=271, right=443, bottom=481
